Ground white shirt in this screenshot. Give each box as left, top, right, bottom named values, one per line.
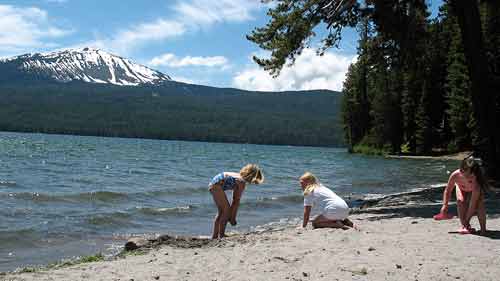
left=304, top=184, right=349, bottom=215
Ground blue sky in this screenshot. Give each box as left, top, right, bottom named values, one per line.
left=0, top=0, right=443, bottom=91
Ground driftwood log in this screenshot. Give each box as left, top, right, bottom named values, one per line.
left=124, top=234, right=216, bottom=251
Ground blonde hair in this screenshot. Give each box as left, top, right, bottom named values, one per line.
left=300, top=172, right=320, bottom=196
left=240, top=164, right=264, bottom=184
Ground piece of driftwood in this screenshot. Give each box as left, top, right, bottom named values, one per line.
left=124, top=237, right=151, bottom=251
left=124, top=235, right=218, bottom=251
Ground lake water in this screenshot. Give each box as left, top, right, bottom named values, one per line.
left=0, top=132, right=458, bottom=272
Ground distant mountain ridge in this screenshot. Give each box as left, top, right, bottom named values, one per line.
left=0, top=48, right=171, bottom=86
left=0, top=48, right=344, bottom=147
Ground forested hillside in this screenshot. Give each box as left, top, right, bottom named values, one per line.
left=0, top=81, right=343, bottom=147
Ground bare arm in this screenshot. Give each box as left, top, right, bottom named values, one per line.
left=441, top=173, right=457, bottom=213
left=229, top=182, right=245, bottom=225
left=303, top=206, right=312, bottom=228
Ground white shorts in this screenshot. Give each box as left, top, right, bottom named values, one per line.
left=321, top=209, right=349, bottom=221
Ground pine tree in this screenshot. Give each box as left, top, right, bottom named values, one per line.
left=444, top=12, right=473, bottom=151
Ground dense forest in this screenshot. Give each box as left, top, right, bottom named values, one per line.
left=0, top=81, right=344, bottom=147
left=340, top=2, right=499, bottom=156
left=248, top=0, right=499, bottom=178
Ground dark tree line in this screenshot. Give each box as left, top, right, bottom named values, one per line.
left=248, top=0, right=500, bottom=179
left=0, top=81, right=344, bottom=147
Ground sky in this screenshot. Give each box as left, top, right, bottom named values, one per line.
left=0, top=0, right=443, bottom=92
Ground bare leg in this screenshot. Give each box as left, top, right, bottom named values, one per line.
left=476, top=194, right=487, bottom=235
left=456, top=190, right=471, bottom=228
left=457, top=199, right=468, bottom=227
left=210, top=186, right=230, bottom=239
left=312, top=215, right=349, bottom=230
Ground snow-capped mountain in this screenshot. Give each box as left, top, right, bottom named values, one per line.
left=0, top=48, right=171, bottom=86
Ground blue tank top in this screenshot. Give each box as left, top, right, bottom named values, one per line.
left=208, top=173, right=240, bottom=191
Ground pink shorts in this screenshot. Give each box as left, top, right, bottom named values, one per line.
left=455, top=187, right=471, bottom=202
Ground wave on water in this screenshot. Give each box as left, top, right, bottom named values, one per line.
left=86, top=212, right=134, bottom=227
left=256, top=194, right=303, bottom=203
left=0, top=181, right=17, bottom=187
left=134, top=205, right=194, bottom=216
left=241, top=194, right=303, bottom=209
left=0, top=228, right=40, bottom=248
left=0, top=186, right=208, bottom=206
left=143, top=186, right=208, bottom=197
left=2, top=191, right=129, bottom=203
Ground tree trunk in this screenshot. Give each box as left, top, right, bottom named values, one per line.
left=450, top=0, right=499, bottom=179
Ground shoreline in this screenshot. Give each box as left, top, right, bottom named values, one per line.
left=1, top=186, right=446, bottom=274
left=386, top=151, right=472, bottom=161
left=3, top=186, right=500, bottom=281
left=3, top=214, right=499, bottom=281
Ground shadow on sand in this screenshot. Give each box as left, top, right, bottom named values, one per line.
left=447, top=230, right=500, bottom=240
left=352, top=185, right=500, bottom=239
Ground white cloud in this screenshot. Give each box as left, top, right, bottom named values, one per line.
left=114, top=20, right=185, bottom=43
left=233, top=48, right=356, bottom=92
left=53, top=0, right=267, bottom=59
left=45, top=0, right=68, bottom=3
left=149, top=53, right=229, bottom=68
left=0, top=5, right=71, bottom=54
left=173, top=0, right=263, bottom=26
left=77, top=0, right=265, bottom=55
left=80, top=19, right=186, bottom=55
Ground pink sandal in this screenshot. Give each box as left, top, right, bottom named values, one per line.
left=458, top=226, right=476, bottom=235
left=433, top=212, right=454, bottom=220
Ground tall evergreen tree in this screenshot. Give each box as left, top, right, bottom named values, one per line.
left=249, top=0, right=499, bottom=178
left=444, top=12, right=473, bottom=151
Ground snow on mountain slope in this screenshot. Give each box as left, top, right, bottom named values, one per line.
left=1, top=48, right=171, bottom=86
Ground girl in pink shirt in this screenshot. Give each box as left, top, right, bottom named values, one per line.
left=440, top=157, right=488, bottom=235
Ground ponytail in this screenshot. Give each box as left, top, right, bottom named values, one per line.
left=300, top=172, right=320, bottom=196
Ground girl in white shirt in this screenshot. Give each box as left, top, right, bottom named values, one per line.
left=300, top=172, right=357, bottom=229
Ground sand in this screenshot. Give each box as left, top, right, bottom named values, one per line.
left=3, top=186, right=500, bottom=281
left=2, top=213, right=499, bottom=281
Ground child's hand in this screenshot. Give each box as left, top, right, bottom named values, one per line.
left=230, top=219, right=237, bottom=226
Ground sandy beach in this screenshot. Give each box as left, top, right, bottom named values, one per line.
left=3, top=188, right=500, bottom=281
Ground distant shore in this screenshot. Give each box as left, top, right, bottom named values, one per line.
left=4, top=186, right=500, bottom=281
left=386, top=151, right=471, bottom=161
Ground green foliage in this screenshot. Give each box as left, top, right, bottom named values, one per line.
left=14, top=253, right=105, bottom=274
left=341, top=18, right=371, bottom=150
left=400, top=142, right=411, bottom=154
left=0, top=82, right=344, bottom=147
left=250, top=0, right=499, bottom=166
left=352, top=144, right=387, bottom=156
left=76, top=254, right=104, bottom=264
left=247, top=0, right=359, bottom=76
left=444, top=8, right=474, bottom=151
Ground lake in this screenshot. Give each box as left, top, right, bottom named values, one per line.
left=0, top=132, right=458, bottom=272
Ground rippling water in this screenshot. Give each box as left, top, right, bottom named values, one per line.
left=0, top=132, right=458, bottom=271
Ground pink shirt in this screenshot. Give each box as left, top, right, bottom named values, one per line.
left=443, top=169, right=479, bottom=205
left=447, top=169, right=478, bottom=193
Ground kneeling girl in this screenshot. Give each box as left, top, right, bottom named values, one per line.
left=300, top=172, right=356, bottom=229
